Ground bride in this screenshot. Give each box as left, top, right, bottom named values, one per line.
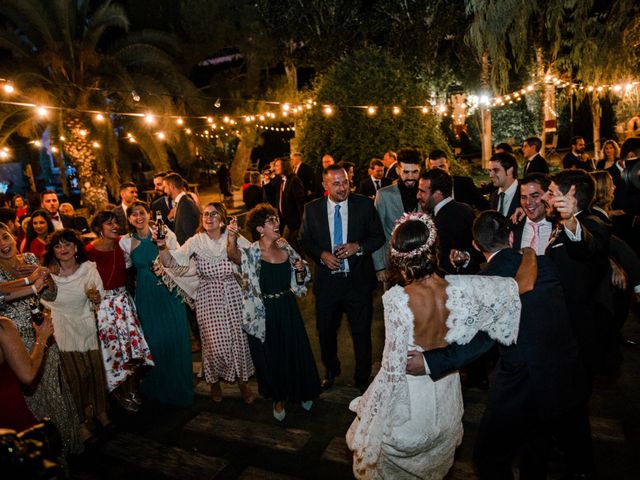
left=346, top=212, right=535, bottom=479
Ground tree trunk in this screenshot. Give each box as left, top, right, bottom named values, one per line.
left=230, top=138, right=253, bottom=189
left=480, top=52, right=492, bottom=169
left=284, top=40, right=298, bottom=92
left=63, top=116, right=109, bottom=212
left=590, top=93, right=602, bottom=160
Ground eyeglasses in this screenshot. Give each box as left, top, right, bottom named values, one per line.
left=203, top=211, right=221, bottom=218
left=264, top=215, right=279, bottom=225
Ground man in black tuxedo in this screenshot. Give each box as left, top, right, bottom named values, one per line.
left=274, top=157, right=306, bottom=252
left=521, top=137, right=549, bottom=176
left=151, top=171, right=175, bottom=231
left=356, top=158, right=391, bottom=199
left=408, top=211, right=592, bottom=480
left=290, top=152, right=316, bottom=203
left=563, top=136, right=594, bottom=171
left=163, top=172, right=200, bottom=245
left=426, top=150, right=489, bottom=211
left=511, top=174, right=554, bottom=254
left=112, top=181, right=138, bottom=234
left=40, top=190, right=89, bottom=233
left=489, top=152, right=520, bottom=218
left=299, top=164, right=385, bottom=392
left=542, top=169, right=610, bottom=381
left=418, top=169, right=481, bottom=274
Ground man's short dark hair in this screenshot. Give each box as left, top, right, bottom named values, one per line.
left=397, top=147, right=423, bottom=165
left=490, top=152, right=519, bottom=179
left=119, top=181, right=136, bottom=192
left=40, top=189, right=58, bottom=201
left=163, top=173, right=185, bottom=190
left=339, top=161, right=355, bottom=170
left=422, top=168, right=453, bottom=198
left=0, top=207, right=16, bottom=224
left=570, top=136, right=584, bottom=147
left=427, top=150, right=448, bottom=161
left=369, top=158, right=384, bottom=169
left=620, top=136, right=640, bottom=160
left=523, top=137, right=542, bottom=152
left=473, top=211, right=511, bottom=253
left=520, top=173, right=550, bottom=192
left=495, top=142, right=513, bottom=153
left=323, top=163, right=346, bottom=176
left=552, top=169, right=595, bottom=211
left=153, top=171, right=167, bottom=180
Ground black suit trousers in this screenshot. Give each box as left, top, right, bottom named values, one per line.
left=314, top=275, right=372, bottom=384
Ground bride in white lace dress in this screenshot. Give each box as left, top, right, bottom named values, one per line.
left=346, top=212, right=532, bottom=479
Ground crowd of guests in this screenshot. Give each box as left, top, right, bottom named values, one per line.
left=0, top=136, right=638, bottom=477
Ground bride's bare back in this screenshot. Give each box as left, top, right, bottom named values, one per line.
left=404, top=274, right=450, bottom=351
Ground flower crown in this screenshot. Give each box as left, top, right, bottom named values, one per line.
left=390, top=211, right=437, bottom=260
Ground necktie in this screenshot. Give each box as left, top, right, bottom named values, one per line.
left=374, top=180, right=380, bottom=190
left=529, top=222, right=540, bottom=253
left=497, top=192, right=506, bottom=216
left=334, top=205, right=345, bottom=271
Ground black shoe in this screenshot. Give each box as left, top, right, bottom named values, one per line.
left=321, top=370, right=339, bottom=390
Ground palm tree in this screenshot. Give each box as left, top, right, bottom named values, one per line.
left=0, top=0, right=207, bottom=211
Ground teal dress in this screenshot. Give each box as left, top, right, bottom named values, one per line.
left=247, top=260, right=321, bottom=402
left=131, top=233, right=194, bottom=406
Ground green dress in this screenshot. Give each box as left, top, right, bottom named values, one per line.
left=248, top=260, right=321, bottom=402
left=131, top=233, right=194, bottom=406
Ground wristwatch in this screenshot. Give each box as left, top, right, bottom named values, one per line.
left=355, top=244, right=363, bottom=256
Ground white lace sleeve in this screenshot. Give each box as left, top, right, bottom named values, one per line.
left=445, top=275, right=521, bottom=346
left=119, top=236, right=133, bottom=269
left=347, top=285, right=412, bottom=473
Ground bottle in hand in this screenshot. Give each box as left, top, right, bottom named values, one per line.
left=155, top=211, right=166, bottom=240
left=31, top=304, right=46, bottom=326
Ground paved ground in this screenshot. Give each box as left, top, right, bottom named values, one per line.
left=67, top=185, right=640, bottom=479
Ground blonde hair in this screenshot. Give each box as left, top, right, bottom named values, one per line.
left=590, top=170, right=614, bottom=211
left=600, top=140, right=620, bottom=161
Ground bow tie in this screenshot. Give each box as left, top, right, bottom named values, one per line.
left=52, top=214, right=60, bottom=221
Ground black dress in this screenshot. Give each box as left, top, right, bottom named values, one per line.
left=247, top=260, right=321, bottom=402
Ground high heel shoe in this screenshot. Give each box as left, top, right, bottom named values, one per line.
left=238, top=382, right=256, bottom=405
left=273, top=402, right=286, bottom=421
left=301, top=400, right=313, bottom=411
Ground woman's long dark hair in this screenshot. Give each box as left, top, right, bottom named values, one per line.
left=25, top=209, right=54, bottom=247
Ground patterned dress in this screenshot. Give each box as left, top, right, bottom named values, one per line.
left=195, top=253, right=254, bottom=384
left=0, top=253, right=82, bottom=454
left=86, top=242, right=154, bottom=391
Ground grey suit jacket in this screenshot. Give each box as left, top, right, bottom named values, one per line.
left=372, top=184, right=405, bottom=271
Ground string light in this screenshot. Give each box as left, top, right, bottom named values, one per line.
left=323, top=105, right=333, bottom=116
left=144, top=113, right=155, bottom=125
left=366, top=106, right=376, bottom=116
left=92, top=141, right=100, bottom=148
left=36, top=106, right=47, bottom=117
left=3, top=84, right=14, bottom=94
left=95, top=113, right=104, bottom=122
left=392, top=106, right=401, bottom=115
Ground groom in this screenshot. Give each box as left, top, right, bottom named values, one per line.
left=407, top=211, right=593, bottom=479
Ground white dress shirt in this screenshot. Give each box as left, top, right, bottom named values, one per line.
left=520, top=218, right=552, bottom=255
left=498, top=180, right=519, bottom=216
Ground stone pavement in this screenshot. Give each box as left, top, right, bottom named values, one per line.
left=68, top=185, right=640, bottom=479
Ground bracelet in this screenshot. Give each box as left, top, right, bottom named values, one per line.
left=31, top=285, right=38, bottom=295
left=35, top=340, right=47, bottom=349
left=24, top=277, right=30, bottom=285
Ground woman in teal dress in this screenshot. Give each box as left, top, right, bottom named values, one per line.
left=121, top=201, right=193, bottom=406
left=229, top=204, right=321, bottom=421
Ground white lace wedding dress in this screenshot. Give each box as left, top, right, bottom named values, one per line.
left=346, top=275, right=522, bottom=479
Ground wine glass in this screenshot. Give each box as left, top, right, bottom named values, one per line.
left=85, top=281, right=99, bottom=312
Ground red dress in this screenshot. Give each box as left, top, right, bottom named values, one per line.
left=0, top=360, right=37, bottom=431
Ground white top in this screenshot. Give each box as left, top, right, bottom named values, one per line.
left=41, top=261, right=105, bottom=352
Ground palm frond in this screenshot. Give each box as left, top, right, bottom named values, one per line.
left=0, top=0, right=56, bottom=50
left=83, top=1, right=129, bottom=53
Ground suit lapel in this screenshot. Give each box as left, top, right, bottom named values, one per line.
left=318, top=197, right=331, bottom=249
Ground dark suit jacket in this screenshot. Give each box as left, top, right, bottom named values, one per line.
left=490, top=183, right=520, bottom=218
left=275, top=174, right=306, bottom=231
left=452, top=175, right=490, bottom=211
left=242, top=185, right=263, bottom=211
left=545, top=211, right=610, bottom=371
left=60, top=213, right=89, bottom=234
left=357, top=177, right=392, bottom=198
left=299, top=193, right=385, bottom=295
left=523, top=153, right=549, bottom=176
left=433, top=199, right=480, bottom=274
left=563, top=152, right=594, bottom=171
left=426, top=249, right=586, bottom=419
left=607, top=163, right=640, bottom=215
left=174, top=194, right=200, bottom=245
left=112, top=206, right=128, bottom=235
left=385, top=162, right=398, bottom=181
left=151, top=195, right=175, bottom=231
left=295, top=162, right=316, bottom=201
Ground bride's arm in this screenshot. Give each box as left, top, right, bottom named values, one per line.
left=515, top=247, right=537, bottom=294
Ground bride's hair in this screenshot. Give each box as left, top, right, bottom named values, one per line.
left=389, top=218, right=438, bottom=281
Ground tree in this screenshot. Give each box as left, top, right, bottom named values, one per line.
left=298, top=48, right=451, bottom=174
left=0, top=0, right=206, bottom=210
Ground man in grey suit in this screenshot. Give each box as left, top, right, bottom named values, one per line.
left=372, top=147, right=421, bottom=280
left=162, top=172, right=200, bottom=245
